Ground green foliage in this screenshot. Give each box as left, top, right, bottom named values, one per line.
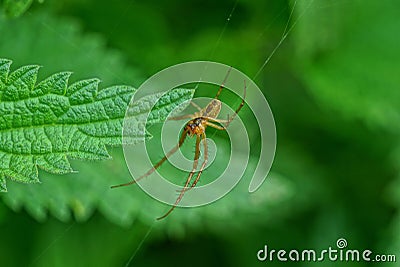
left=0, top=10, right=305, bottom=232
left=1, top=1, right=399, bottom=267
left=2, top=0, right=34, bottom=17
left=294, top=1, right=400, bottom=132
left=294, top=0, right=400, bottom=254
left=0, top=58, right=194, bottom=191
left=3, top=146, right=299, bottom=228
left=0, top=11, right=142, bottom=87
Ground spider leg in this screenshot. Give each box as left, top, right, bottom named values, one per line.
left=176, top=132, right=209, bottom=193
left=224, top=80, right=246, bottom=128
left=167, top=114, right=194, bottom=121
left=215, top=66, right=233, bottom=100
left=203, top=79, right=246, bottom=128
left=111, top=129, right=189, bottom=188
left=167, top=102, right=201, bottom=121
left=201, top=116, right=228, bottom=124
left=156, top=134, right=202, bottom=220
left=190, top=101, right=202, bottom=111
left=206, top=121, right=226, bottom=131
left=188, top=132, right=208, bottom=190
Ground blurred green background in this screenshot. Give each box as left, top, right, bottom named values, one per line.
left=1, top=0, right=399, bottom=266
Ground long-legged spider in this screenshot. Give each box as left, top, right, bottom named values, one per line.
left=112, top=67, right=246, bottom=220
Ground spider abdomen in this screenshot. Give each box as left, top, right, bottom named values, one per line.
left=201, top=99, right=221, bottom=118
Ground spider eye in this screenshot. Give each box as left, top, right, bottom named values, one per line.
left=186, top=123, right=194, bottom=130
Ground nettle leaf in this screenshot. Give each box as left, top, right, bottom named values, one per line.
left=2, top=0, right=36, bottom=18
left=0, top=57, right=300, bottom=230
left=0, top=58, right=194, bottom=192
left=3, top=145, right=301, bottom=230
left=0, top=12, right=305, bottom=231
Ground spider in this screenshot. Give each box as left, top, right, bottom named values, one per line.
left=111, top=67, right=246, bottom=220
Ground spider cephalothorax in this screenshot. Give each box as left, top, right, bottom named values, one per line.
left=112, top=67, right=246, bottom=220
left=186, top=117, right=206, bottom=136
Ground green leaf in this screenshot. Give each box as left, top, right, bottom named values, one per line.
left=0, top=11, right=305, bottom=231
left=0, top=11, right=193, bottom=227
left=3, top=0, right=35, bottom=18
left=3, top=145, right=302, bottom=228
left=0, top=174, right=6, bottom=192
left=0, top=58, right=194, bottom=192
